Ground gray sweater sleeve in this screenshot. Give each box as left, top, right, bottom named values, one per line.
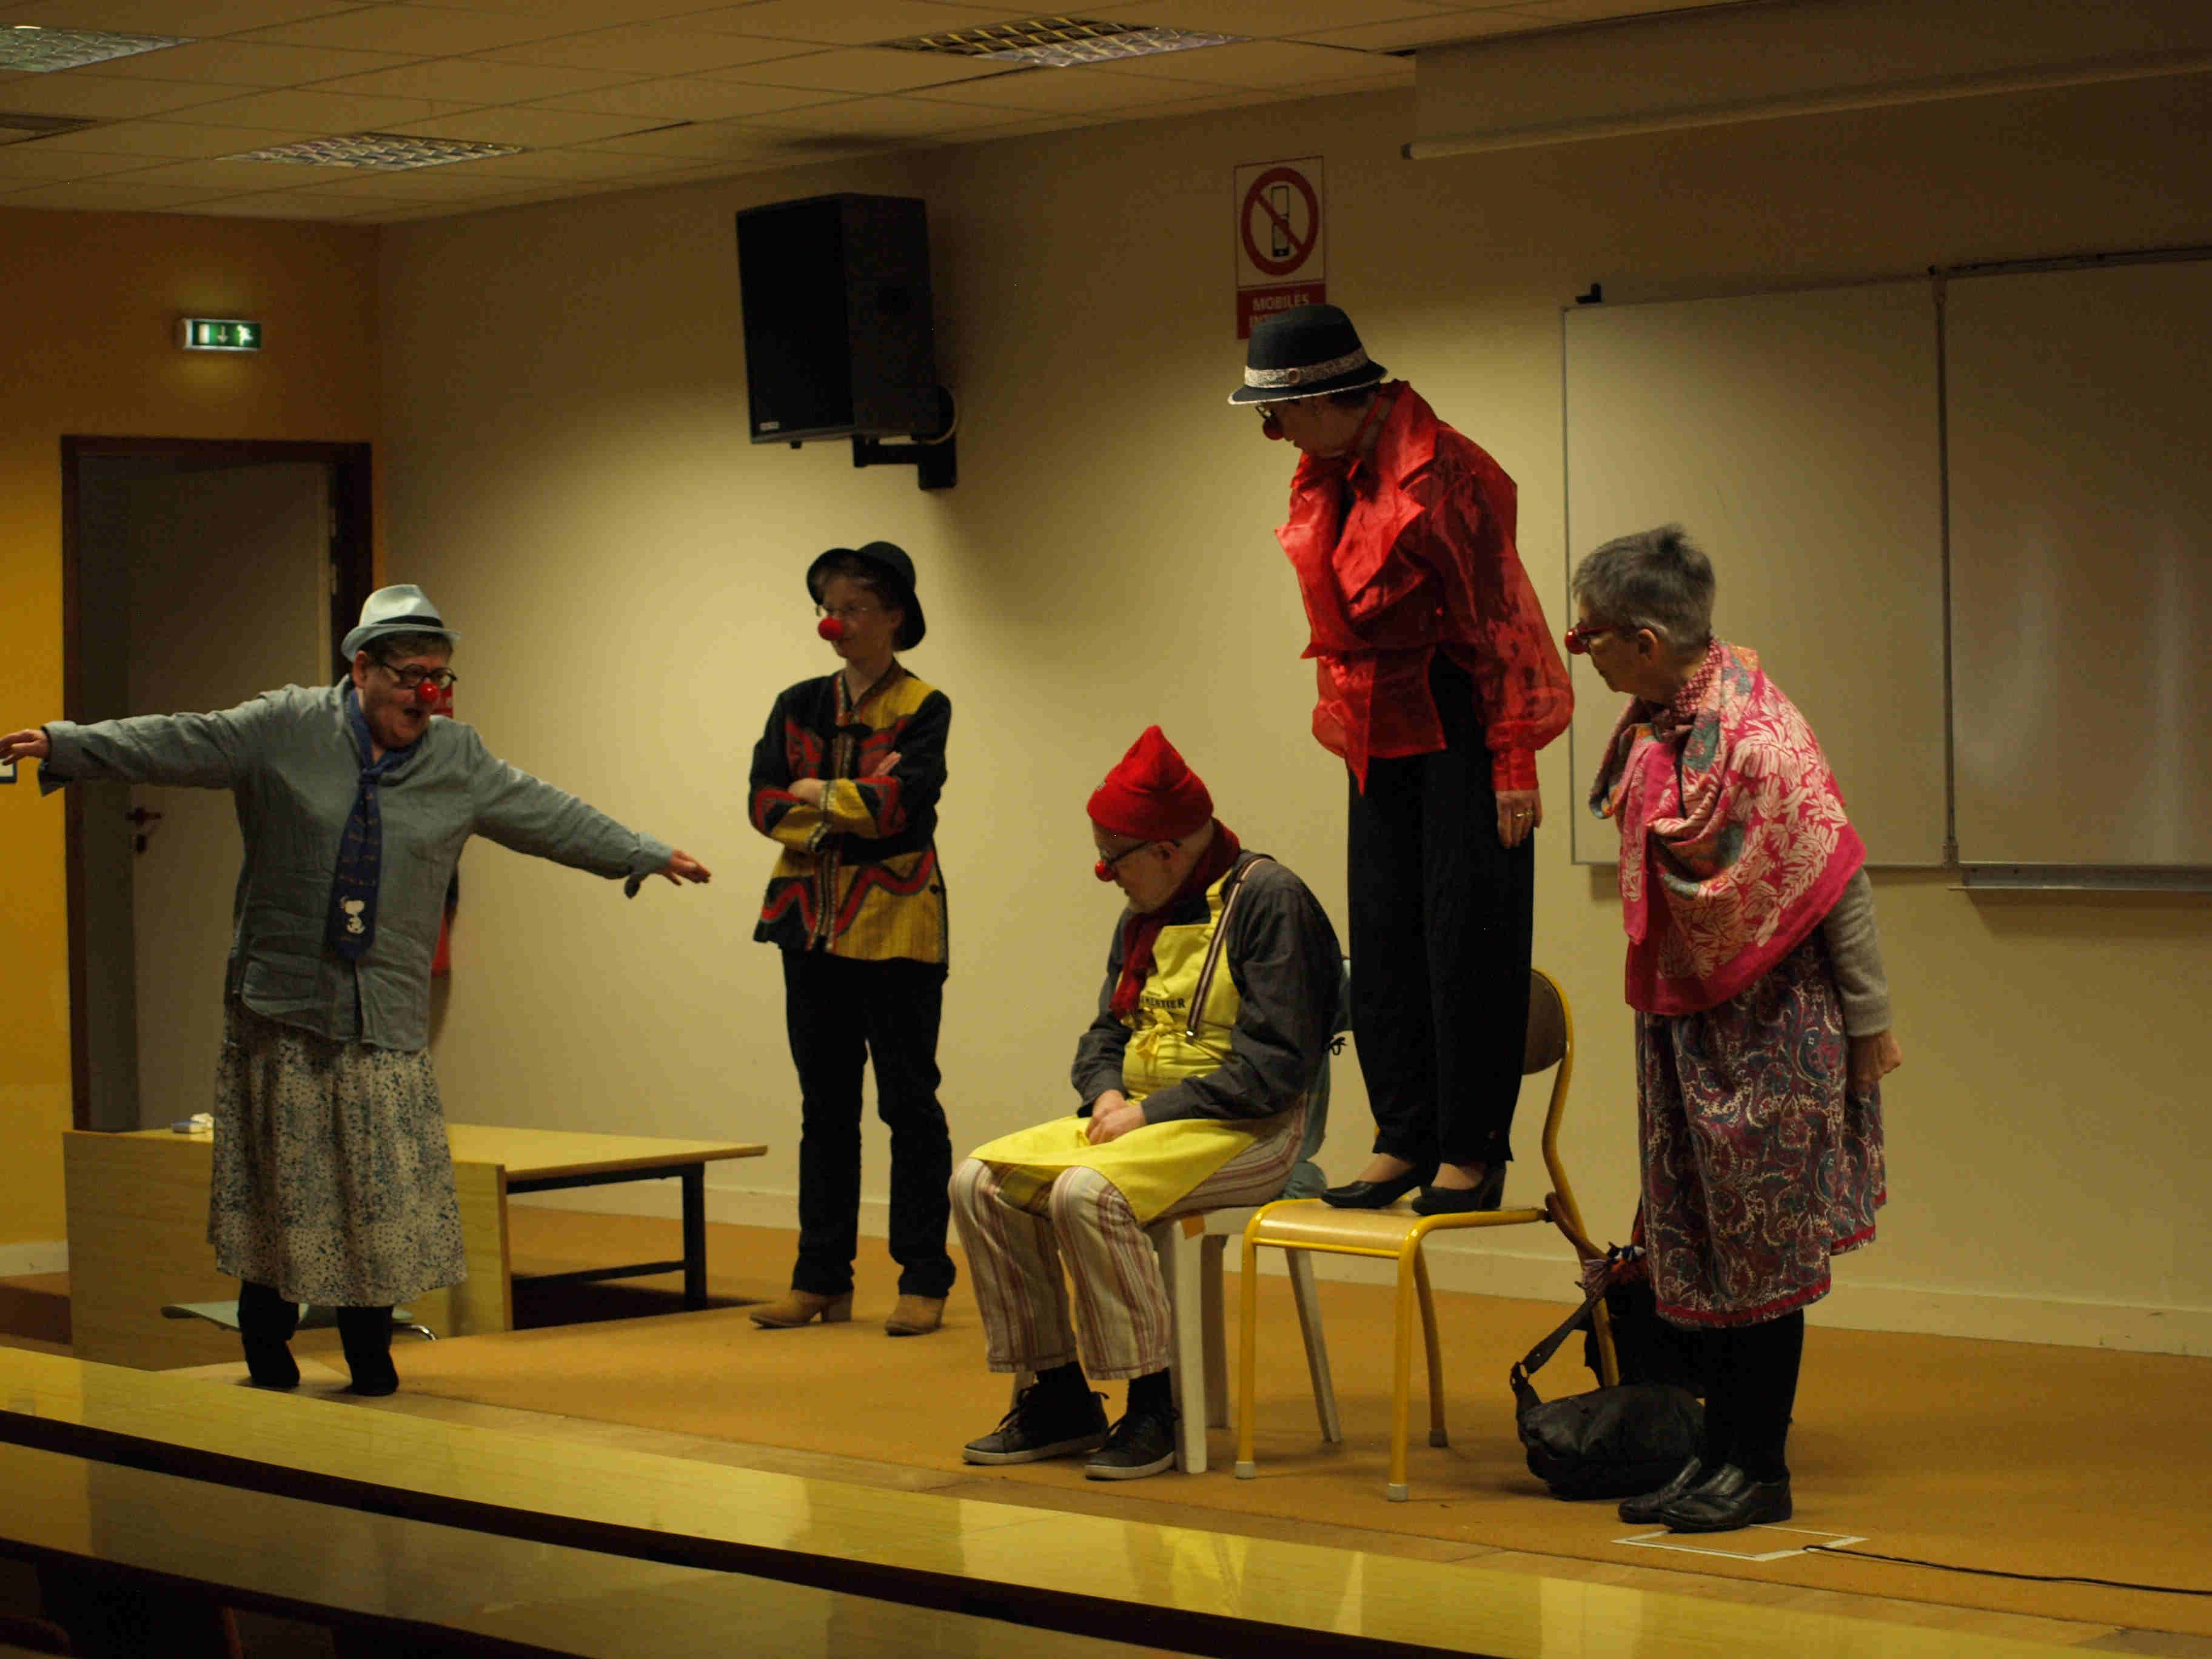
left=465, top=730, right=672, bottom=879
left=1822, top=868, right=1891, bottom=1036
left=38, top=697, right=276, bottom=794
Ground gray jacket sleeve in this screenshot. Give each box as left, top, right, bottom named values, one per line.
left=1822, top=868, right=1891, bottom=1036
left=38, top=697, right=277, bottom=794
left=465, top=729, right=673, bottom=879
left=1139, top=863, right=1344, bottom=1125
left=1072, top=940, right=1134, bottom=1114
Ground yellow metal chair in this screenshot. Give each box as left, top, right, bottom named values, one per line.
left=1233, top=967, right=1615, bottom=1500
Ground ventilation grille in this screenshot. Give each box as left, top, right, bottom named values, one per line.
left=880, top=16, right=1243, bottom=67
left=0, top=25, right=189, bottom=72
left=223, top=132, right=528, bottom=169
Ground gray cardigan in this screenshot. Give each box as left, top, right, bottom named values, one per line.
left=42, top=683, right=672, bottom=1052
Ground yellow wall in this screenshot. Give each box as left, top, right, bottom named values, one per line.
left=0, top=208, right=380, bottom=1245
left=377, top=69, right=2212, bottom=1352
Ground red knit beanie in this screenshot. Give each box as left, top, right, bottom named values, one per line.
left=1088, top=726, right=1214, bottom=841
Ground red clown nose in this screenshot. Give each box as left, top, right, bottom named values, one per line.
left=1094, top=860, right=1116, bottom=883
left=414, top=679, right=441, bottom=708
left=817, top=617, right=848, bottom=642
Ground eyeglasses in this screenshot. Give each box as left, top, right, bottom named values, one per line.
left=378, top=662, right=457, bottom=691
left=816, top=602, right=882, bottom=624
left=1093, top=840, right=1158, bottom=882
left=1563, top=622, right=1628, bottom=655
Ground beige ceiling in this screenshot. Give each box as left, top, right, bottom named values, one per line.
left=0, top=0, right=1741, bottom=222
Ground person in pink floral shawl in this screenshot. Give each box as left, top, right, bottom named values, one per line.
left=1572, top=525, right=1902, bottom=1535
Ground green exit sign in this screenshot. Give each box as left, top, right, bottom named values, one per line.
left=178, top=318, right=262, bottom=352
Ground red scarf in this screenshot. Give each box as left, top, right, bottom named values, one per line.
left=1110, top=823, right=1242, bottom=1019
left=1590, top=642, right=1862, bottom=1015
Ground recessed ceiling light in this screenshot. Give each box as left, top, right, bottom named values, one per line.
left=223, top=132, right=528, bottom=170
left=881, top=16, right=1244, bottom=67
left=0, top=25, right=190, bottom=72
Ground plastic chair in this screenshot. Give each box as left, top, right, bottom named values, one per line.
left=1234, top=967, right=1615, bottom=1500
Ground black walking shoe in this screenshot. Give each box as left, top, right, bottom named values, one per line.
left=1321, top=1167, right=1427, bottom=1208
left=963, top=1381, right=1110, bottom=1465
left=1617, top=1457, right=1704, bottom=1525
left=1658, top=1464, right=1792, bottom=1533
left=1084, top=1403, right=1179, bottom=1481
left=1410, top=1164, right=1507, bottom=1215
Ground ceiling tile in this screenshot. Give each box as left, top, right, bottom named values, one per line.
left=383, top=104, right=679, bottom=145
left=1292, top=8, right=1558, bottom=49
left=414, top=0, right=746, bottom=21
left=751, top=93, right=1031, bottom=136
left=27, top=117, right=324, bottom=155
left=1, top=174, right=235, bottom=207
left=1088, top=39, right=1395, bottom=85
left=293, top=165, right=534, bottom=197
left=569, top=118, right=807, bottom=159
left=709, top=45, right=1019, bottom=95
left=1085, top=0, right=1457, bottom=35
left=903, top=64, right=1239, bottom=113
left=527, top=76, right=836, bottom=121
left=233, top=5, right=579, bottom=55
left=927, top=109, right=1106, bottom=143
left=424, top=145, right=691, bottom=179
left=1499, top=0, right=1734, bottom=19
left=678, top=2, right=1041, bottom=47
left=59, top=40, right=424, bottom=86
left=0, top=0, right=358, bottom=36
left=472, top=26, right=820, bottom=76
left=186, top=188, right=393, bottom=216
left=178, top=85, right=477, bottom=132
left=306, top=58, right=643, bottom=102
left=0, top=142, right=144, bottom=178
left=0, top=71, right=239, bottom=118
left=104, top=153, right=354, bottom=189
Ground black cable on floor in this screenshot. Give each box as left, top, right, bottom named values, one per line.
left=1801, top=1543, right=2212, bottom=1598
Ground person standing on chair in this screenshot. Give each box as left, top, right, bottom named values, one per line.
left=747, top=542, right=957, bottom=1338
left=952, top=728, right=1340, bottom=1480
left=1230, top=304, right=1571, bottom=1215
left=1573, top=525, right=1899, bottom=1533
left=1, top=585, right=711, bottom=1396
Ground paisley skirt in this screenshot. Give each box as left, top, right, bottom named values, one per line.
left=1637, top=931, right=1885, bottom=1328
left=207, top=999, right=468, bottom=1307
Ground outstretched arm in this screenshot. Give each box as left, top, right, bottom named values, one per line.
left=10, top=699, right=273, bottom=794
left=466, top=728, right=699, bottom=888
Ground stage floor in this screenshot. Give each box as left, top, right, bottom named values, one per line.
left=130, top=1206, right=2212, bottom=1656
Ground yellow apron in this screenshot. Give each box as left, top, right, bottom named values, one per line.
left=970, top=857, right=1278, bottom=1224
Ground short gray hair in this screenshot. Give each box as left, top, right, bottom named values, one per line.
left=1570, top=525, right=1714, bottom=650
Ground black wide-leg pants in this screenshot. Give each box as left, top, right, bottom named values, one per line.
left=1347, top=657, right=1535, bottom=1171
left=782, top=950, right=956, bottom=1300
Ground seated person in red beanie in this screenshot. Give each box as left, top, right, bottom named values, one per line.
left=951, top=727, right=1341, bottom=1480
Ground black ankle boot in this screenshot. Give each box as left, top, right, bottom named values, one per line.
left=236, top=1281, right=300, bottom=1389
left=335, top=1307, right=399, bottom=1397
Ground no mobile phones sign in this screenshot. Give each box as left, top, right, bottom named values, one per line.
left=1235, top=157, right=1324, bottom=340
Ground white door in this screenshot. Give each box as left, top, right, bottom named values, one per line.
left=77, top=460, right=330, bottom=1129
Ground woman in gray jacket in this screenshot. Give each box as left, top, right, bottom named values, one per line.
left=1, top=585, right=710, bottom=1395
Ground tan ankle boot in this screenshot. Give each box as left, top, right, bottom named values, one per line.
left=883, top=1294, right=945, bottom=1336
left=748, top=1289, right=853, bottom=1329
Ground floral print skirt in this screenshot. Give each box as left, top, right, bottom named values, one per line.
left=1637, top=931, right=1885, bottom=1329
left=208, top=999, right=468, bottom=1307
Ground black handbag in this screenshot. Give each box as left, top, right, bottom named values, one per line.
left=1512, top=1253, right=1704, bottom=1501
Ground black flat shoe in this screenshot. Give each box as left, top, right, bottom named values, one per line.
left=1410, top=1164, right=1507, bottom=1215
left=1658, top=1464, right=1792, bottom=1533
left=1321, top=1168, right=1427, bottom=1208
left=1617, top=1457, right=1704, bottom=1524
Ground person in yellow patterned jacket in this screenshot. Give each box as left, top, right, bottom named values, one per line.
left=748, top=541, right=954, bottom=1337
left=952, top=728, right=1340, bottom=1480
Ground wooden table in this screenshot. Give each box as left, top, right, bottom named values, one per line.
left=63, top=1126, right=763, bottom=1370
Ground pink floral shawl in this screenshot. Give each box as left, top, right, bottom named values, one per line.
left=1589, top=640, right=1863, bottom=1016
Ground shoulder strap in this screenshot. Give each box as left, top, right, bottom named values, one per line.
left=1183, top=853, right=1272, bottom=1041
left=1508, top=1244, right=1642, bottom=1413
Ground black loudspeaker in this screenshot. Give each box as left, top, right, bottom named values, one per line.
left=736, top=193, right=939, bottom=446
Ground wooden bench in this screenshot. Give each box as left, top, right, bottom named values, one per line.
left=63, top=1125, right=764, bottom=1369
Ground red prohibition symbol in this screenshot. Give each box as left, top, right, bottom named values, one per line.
left=1241, top=166, right=1320, bottom=280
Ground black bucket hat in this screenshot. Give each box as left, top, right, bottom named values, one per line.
left=806, top=540, right=925, bottom=649
left=1227, top=303, right=1387, bottom=407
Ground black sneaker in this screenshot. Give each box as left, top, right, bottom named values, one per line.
left=962, top=1382, right=1109, bottom=1465
left=1084, top=1404, right=1179, bottom=1481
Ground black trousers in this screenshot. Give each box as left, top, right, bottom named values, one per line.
left=782, top=950, right=956, bottom=1299
left=1347, top=658, right=1535, bottom=1170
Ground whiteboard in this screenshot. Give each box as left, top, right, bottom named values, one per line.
left=1563, top=283, right=1949, bottom=866
left=1945, top=258, right=2212, bottom=867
